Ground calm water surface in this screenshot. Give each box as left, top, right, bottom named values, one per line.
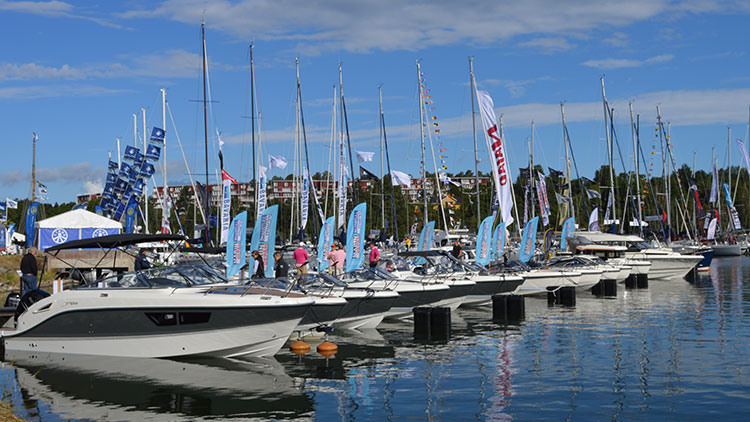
left=3, top=257, right=750, bottom=421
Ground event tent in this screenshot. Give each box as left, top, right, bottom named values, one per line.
left=36, top=209, right=122, bottom=250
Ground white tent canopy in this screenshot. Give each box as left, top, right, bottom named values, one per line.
left=36, top=209, right=122, bottom=250
left=37, top=209, right=121, bottom=229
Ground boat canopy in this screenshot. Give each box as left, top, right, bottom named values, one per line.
left=45, top=233, right=186, bottom=252
left=79, top=264, right=226, bottom=289
left=571, top=232, right=643, bottom=243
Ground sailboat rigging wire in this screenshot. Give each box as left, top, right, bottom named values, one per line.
left=167, top=102, right=208, bottom=227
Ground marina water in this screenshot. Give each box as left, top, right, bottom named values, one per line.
left=3, top=256, right=750, bottom=420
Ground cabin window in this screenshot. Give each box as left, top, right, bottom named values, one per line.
left=179, top=312, right=211, bottom=324
left=146, top=312, right=177, bottom=326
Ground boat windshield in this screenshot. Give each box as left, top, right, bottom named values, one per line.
left=80, top=265, right=227, bottom=289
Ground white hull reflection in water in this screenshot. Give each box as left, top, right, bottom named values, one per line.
left=5, top=258, right=750, bottom=420
left=7, top=352, right=313, bottom=421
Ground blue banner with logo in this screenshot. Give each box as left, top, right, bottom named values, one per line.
left=39, top=228, right=80, bottom=250
left=25, top=201, right=39, bottom=248
left=416, top=220, right=435, bottom=265
left=418, top=221, right=435, bottom=251
left=317, top=216, right=335, bottom=272
left=519, top=216, right=539, bottom=263
left=249, top=205, right=278, bottom=278
left=560, top=217, right=575, bottom=251
left=475, top=216, right=494, bottom=266
left=226, top=211, right=248, bottom=278
left=0, top=224, right=6, bottom=251
left=345, top=203, right=367, bottom=273
left=491, top=221, right=506, bottom=262
left=125, top=201, right=138, bottom=233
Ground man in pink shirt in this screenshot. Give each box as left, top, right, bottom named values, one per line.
left=328, top=244, right=346, bottom=276
left=293, top=242, right=309, bottom=274
left=369, top=241, right=380, bottom=268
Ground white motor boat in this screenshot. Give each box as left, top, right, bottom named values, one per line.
left=269, top=272, right=401, bottom=330
left=1, top=265, right=314, bottom=359
left=341, top=268, right=451, bottom=319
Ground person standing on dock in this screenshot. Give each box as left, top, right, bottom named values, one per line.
left=329, top=244, right=346, bottom=276
left=20, top=247, right=38, bottom=296
left=369, top=241, right=380, bottom=268
left=293, top=242, right=309, bottom=275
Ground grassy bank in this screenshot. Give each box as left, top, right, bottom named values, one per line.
left=0, top=255, right=56, bottom=298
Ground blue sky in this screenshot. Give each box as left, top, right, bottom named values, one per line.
left=1, top=0, right=749, bottom=203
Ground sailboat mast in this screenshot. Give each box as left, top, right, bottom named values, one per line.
left=629, top=103, right=643, bottom=237
left=250, top=44, right=256, bottom=185
left=380, top=86, right=399, bottom=242
left=339, top=64, right=357, bottom=205
left=560, top=104, right=574, bottom=219
left=469, top=57, right=481, bottom=229
left=499, top=115, right=523, bottom=239
left=31, top=133, right=37, bottom=202
left=529, top=121, right=535, bottom=220
left=201, top=23, right=210, bottom=245
left=600, top=78, right=616, bottom=231
left=296, top=57, right=319, bottom=239
left=656, top=106, right=669, bottom=243
left=416, top=61, right=428, bottom=226
left=378, top=85, right=386, bottom=231
left=142, top=108, right=148, bottom=233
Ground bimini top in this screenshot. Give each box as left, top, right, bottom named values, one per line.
left=571, top=231, right=643, bottom=243
left=45, top=233, right=186, bottom=252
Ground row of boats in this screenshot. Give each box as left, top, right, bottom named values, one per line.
left=0, top=231, right=705, bottom=361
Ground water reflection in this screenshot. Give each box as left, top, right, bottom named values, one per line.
left=6, top=352, right=312, bottom=421
left=3, top=257, right=750, bottom=420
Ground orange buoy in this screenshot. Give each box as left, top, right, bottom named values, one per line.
left=317, top=340, right=338, bottom=352
left=318, top=349, right=336, bottom=359
left=290, top=340, right=311, bottom=352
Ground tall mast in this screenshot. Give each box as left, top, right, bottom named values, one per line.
left=378, top=85, right=385, bottom=231
left=560, top=104, right=574, bottom=220
left=296, top=57, right=319, bottom=239
left=727, top=126, right=732, bottom=231
left=499, top=115, right=523, bottom=239
left=250, top=44, right=256, bottom=185
left=600, top=77, right=616, bottom=232
left=691, top=151, right=699, bottom=239
left=629, top=103, right=643, bottom=237
left=529, top=121, right=535, bottom=220
left=656, top=106, right=668, bottom=243
left=416, top=61, right=428, bottom=226
left=338, top=64, right=357, bottom=205
left=469, top=57, right=481, bottom=229
left=380, top=86, right=399, bottom=242
left=142, top=108, right=148, bottom=233
left=201, top=22, right=210, bottom=245
left=31, top=133, right=37, bottom=202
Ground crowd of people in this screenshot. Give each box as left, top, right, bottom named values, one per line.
left=245, top=238, right=387, bottom=280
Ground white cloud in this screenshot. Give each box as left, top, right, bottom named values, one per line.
left=0, top=84, right=127, bottom=99
left=0, top=49, right=220, bottom=82
left=518, top=37, right=575, bottom=54
left=582, top=54, right=674, bottom=69
left=121, top=0, right=677, bottom=54
left=83, top=180, right=102, bottom=194
left=1, top=162, right=103, bottom=186
left=0, top=0, right=122, bottom=28
left=0, top=63, right=86, bottom=81
left=602, top=32, right=629, bottom=47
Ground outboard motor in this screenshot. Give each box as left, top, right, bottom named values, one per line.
left=15, top=289, right=51, bottom=321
